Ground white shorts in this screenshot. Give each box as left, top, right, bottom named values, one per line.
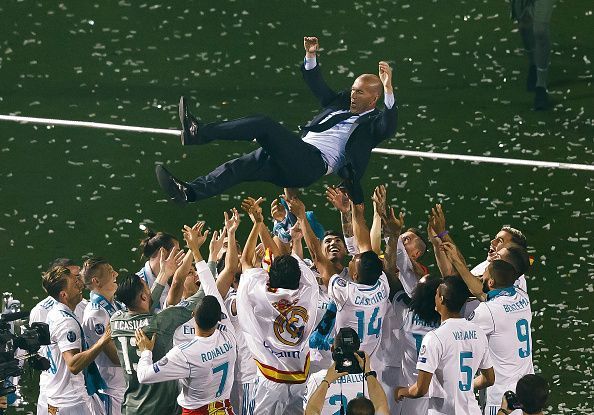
left=252, top=376, right=305, bottom=415
left=99, top=393, right=123, bottom=415
left=230, top=379, right=257, bottom=415
left=379, top=366, right=403, bottom=415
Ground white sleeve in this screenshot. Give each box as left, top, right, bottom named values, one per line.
left=195, top=260, right=234, bottom=335
left=53, top=317, right=82, bottom=353
left=328, top=274, right=349, bottom=310
left=416, top=332, right=441, bottom=375
left=82, top=308, right=106, bottom=347
left=136, top=348, right=190, bottom=384
left=478, top=343, right=493, bottom=370
left=467, top=304, right=495, bottom=337
left=304, top=56, right=317, bottom=70
left=384, top=92, right=395, bottom=109
left=396, top=238, right=418, bottom=297
left=344, top=236, right=359, bottom=256
left=294, top=253, right=317, bottom=288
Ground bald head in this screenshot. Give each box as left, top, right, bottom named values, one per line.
left=350, top=74, right=383, bottom=114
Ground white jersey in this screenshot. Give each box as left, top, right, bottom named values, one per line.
left=416, top=318, right=492, bottom=415
left=303, top=370, right=366, bottom=415
left=173, top=318, right=196, bottom=346
left=45, top=302, right=90, bottom=407
left=393, top=296, right=441, bottom=386
left=328, top=272, right=390, bottom=357
left=468, top=287, right=534, bottom=406
left=30, top=297, right=87, bottom=406
left=224, top=290, right=258, bottom=383
left=82, top=293, right=126, bottom=400
left=136, top=260, right=237, bottom=409
left=137, top=261, right=169, bottom=311
left=310, top=267, right=349, bottom=373
left=375, top=291, right=407, bottom=369
left=236, top=254, right=319, bottom=384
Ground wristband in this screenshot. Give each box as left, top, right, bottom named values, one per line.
left=321, top=379, right=331, bottom=388
left=497, top=409, right=511, bottom=415
left=364, top=370, right=377, bottom=379
left=437, top=230, right=449, bottom=239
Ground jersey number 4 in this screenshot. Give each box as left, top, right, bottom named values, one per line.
left=355, top=307, right=382, bottom=341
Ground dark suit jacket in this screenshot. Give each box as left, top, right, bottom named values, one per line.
left=300, top=62, right=398, bottom=204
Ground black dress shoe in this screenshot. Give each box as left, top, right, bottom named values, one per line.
left=179, top=96, right=205, bottom=146
left=533, top=87, right=549, bottom=111
left=155, top=165, right=194, bottom=204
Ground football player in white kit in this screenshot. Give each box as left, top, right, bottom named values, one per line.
left=81, top=258, right=126, bottom=415
left=396, top=275, right=495, bottom=415
left=236, top=197, right=320, bottom=415
left=446, top=247, right=535, bottom=415
left=393, top=275, right=442, bottom=415
left=43, top=266, right=115, bottom=415
left=29, top=258, right=87, bottom=415
left=136, top=222, right=238, bottom=415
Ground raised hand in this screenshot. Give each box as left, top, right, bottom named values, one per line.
left=303, top=36, right=319, bottom=57
left=378, top=61, right=393, bottom=90
left=208, top=229, right=226, bottom=262
left=159, top=247, right=183, bottom=278
left=270, top=199, right=287, bottom=222
left=326, top=186, right=350, bottom=214
left=289, top=223, right=303, bottom=241
left=287, top=197, right=306, bottom=220
left=241, top=197, right=264, bottom=223
left=383, top=207, right=405, bottom=236
left=430, top=204, right=447, bottom=235
left=183, top=221, right=210, bottom=253
left=372, top=184, right=387, bottom=218
left=224, top=208, right=240, bottom=234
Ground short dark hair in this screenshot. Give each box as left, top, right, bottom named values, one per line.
left=194, top=295, right=221, bottom=330
left=501, top=226, right=527, bottom=248
left=269, top=255, right=301, bottom=290
left=115, top=274, right=145, bottom=309
left=516, top=374, right=549, bottom=414
left=357, top=251, right=383, bottom=285
left=409, top=275, right=441, bottom=325
left=439, top=275, right=471, bottom=313
left=42, top=266, right=71, bottom=299
left=323, top=230, right=345, bottom=244
left=80, top=257, right=109, bottom=286
left=47, top=258, right=77, bottom=271
left=502, top=243, right=531, bottom=276
left=346, top=396, right=375, bottom=415
left=139, top=227, right=178, bottom=259
left=489, top=259, right=518, bottom=287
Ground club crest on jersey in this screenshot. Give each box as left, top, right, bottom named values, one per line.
left=420, top=345, right=426, bottom=355
left=66, top=331, right=77, bottom=343
left=94, top=323, right=105, bottom=335
left=273, top=305, right=309, bottom=347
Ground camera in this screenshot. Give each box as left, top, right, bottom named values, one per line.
left=332, top=327, right=365, bottom=374
left=1, top=293, right=51, bottom=397
left=504, top=390, right=523, bottom=410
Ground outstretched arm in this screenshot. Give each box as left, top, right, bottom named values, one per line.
left=351, top=202, right=373, bottom=253
left=382, top=207, right=406, bottom=299
left=371, top=185, right=387, bottom=254
left=216, top=209, right=241, bottom=298
left=241, top=198, right=264, bottom=271
left=288, top=197, right=335, bottom=285
left=442, top=242, right=486, bottom=301
left=301, top=36, right=339, bottom=107
left=326, top=186, right=357, bottom=255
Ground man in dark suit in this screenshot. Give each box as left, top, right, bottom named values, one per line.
left=156, top=36, right=397, bottom=205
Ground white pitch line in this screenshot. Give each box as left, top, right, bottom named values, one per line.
left=1, top=113, right=593, bottom=172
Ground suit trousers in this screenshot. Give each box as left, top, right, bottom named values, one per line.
left=188, top=115, right=327, bottom=201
